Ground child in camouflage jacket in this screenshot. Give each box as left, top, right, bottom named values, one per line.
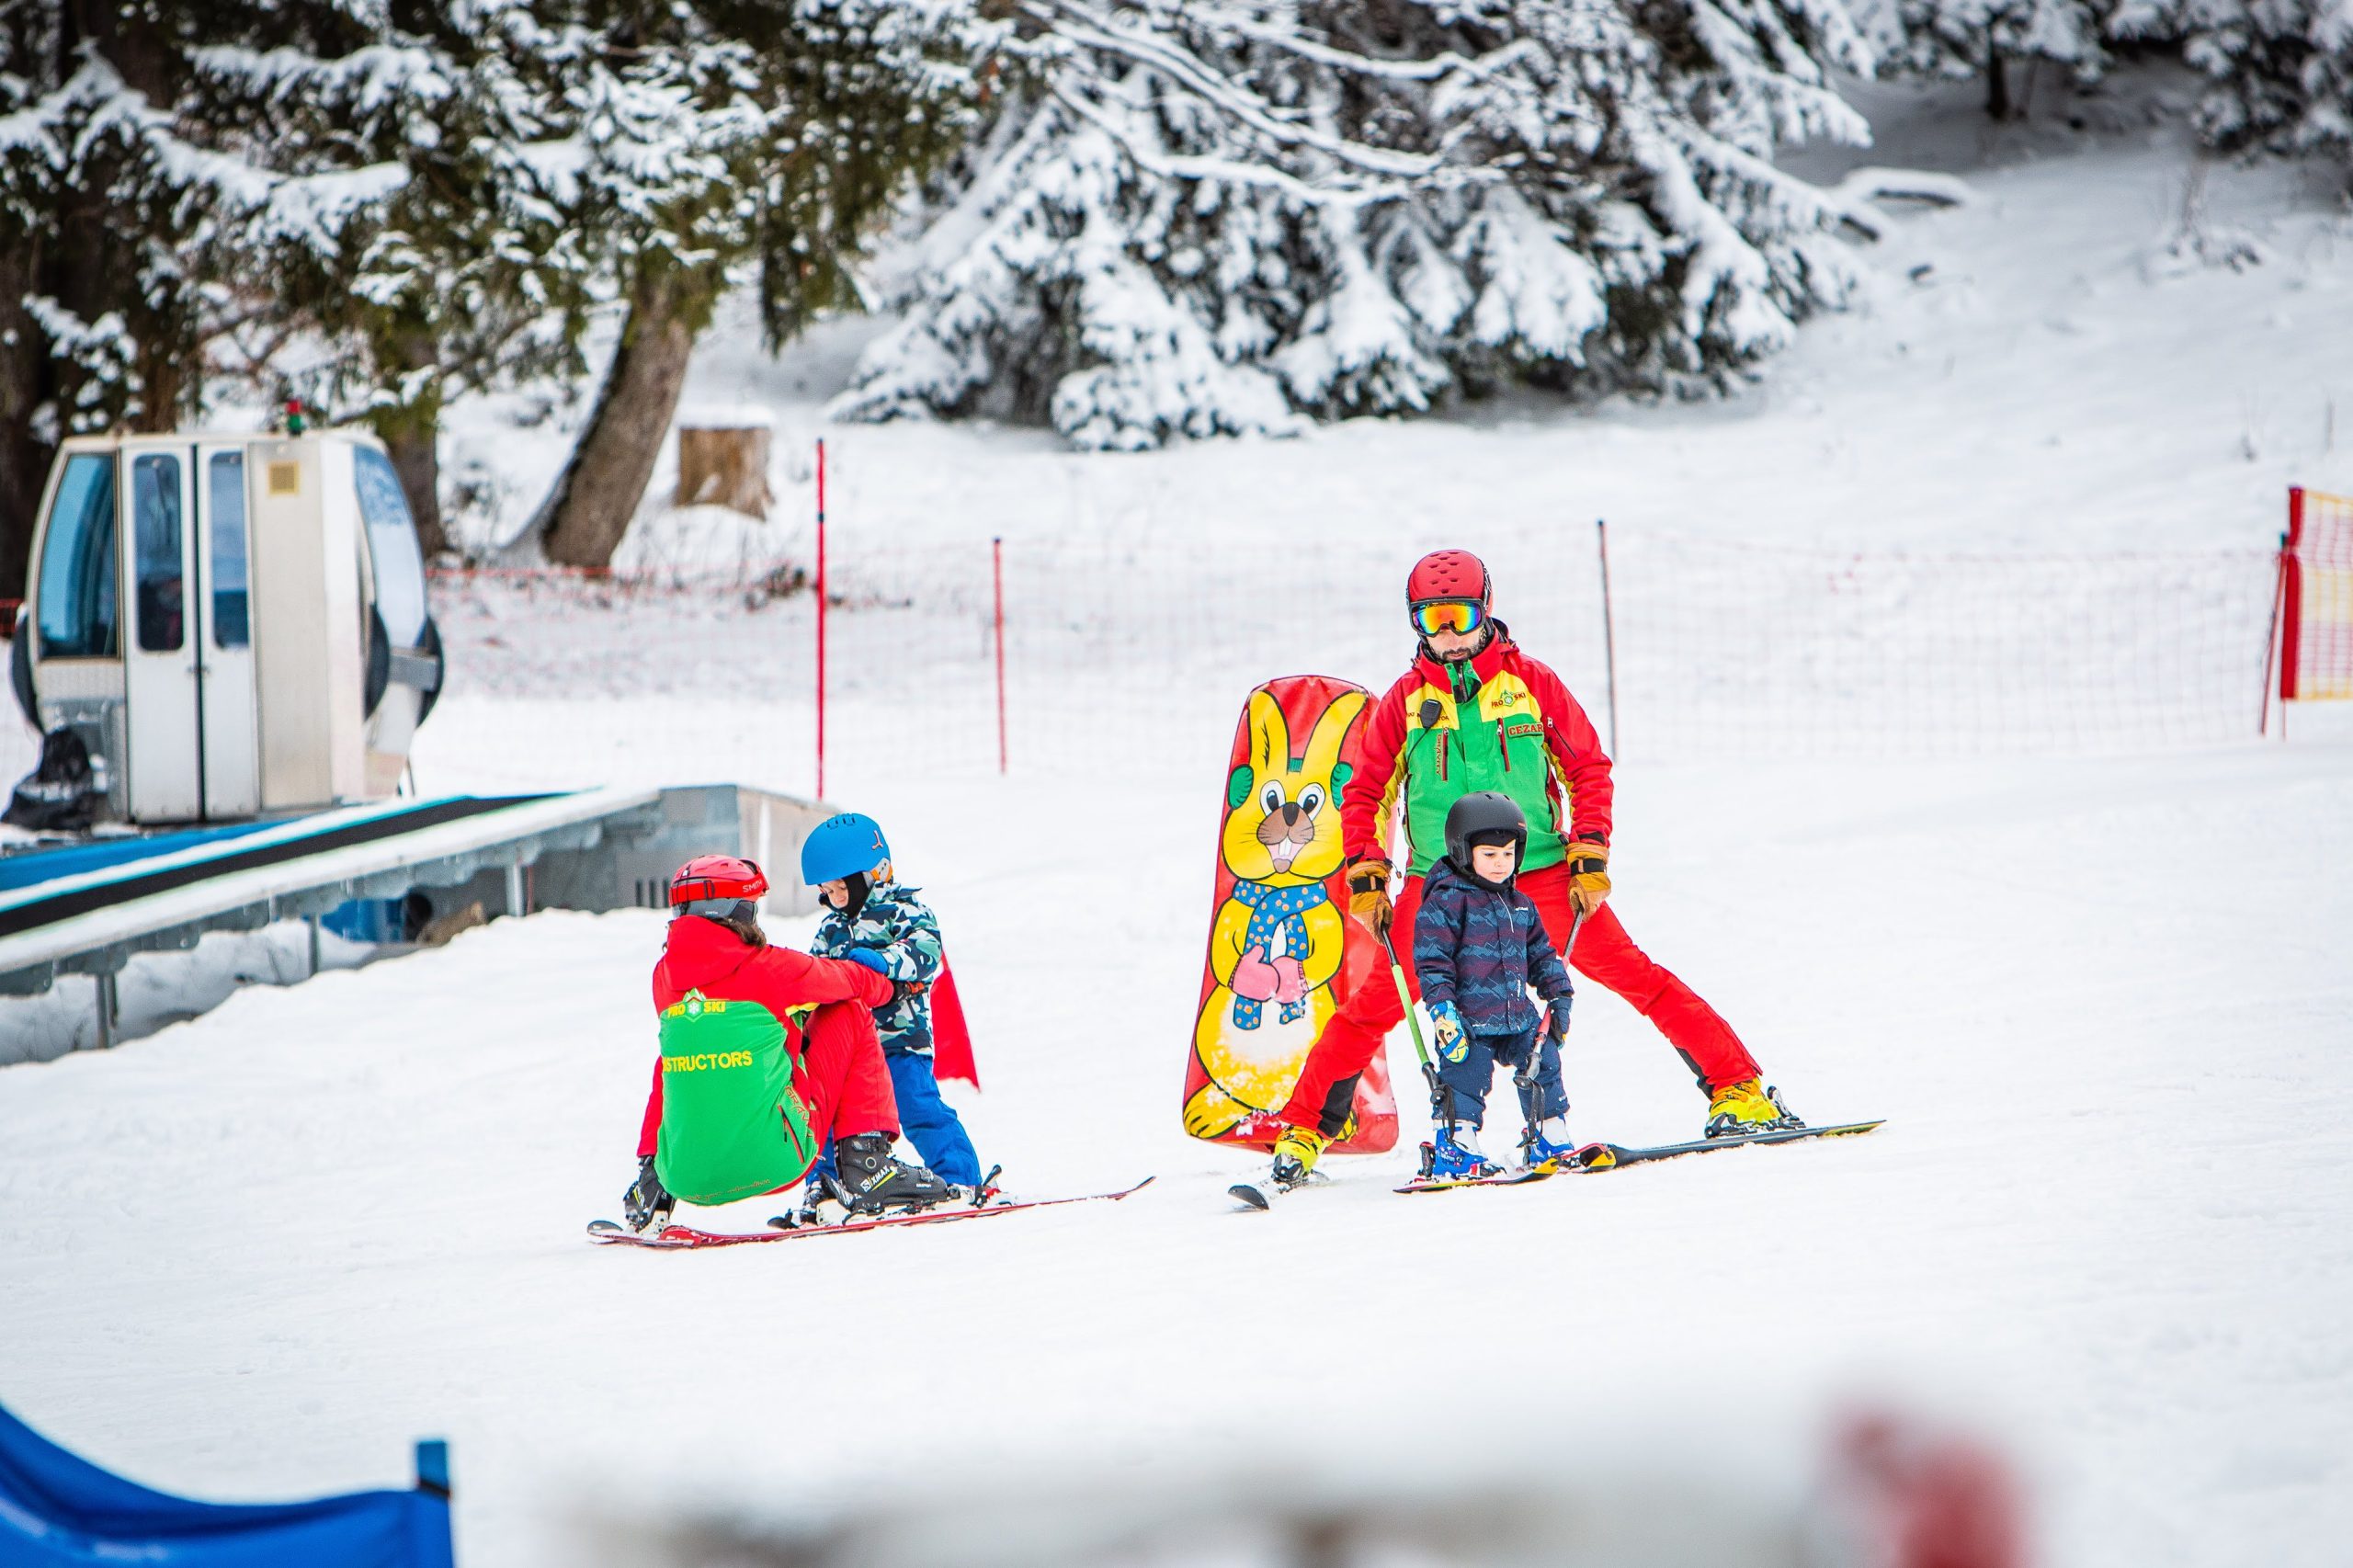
left=803, top=812, right=984, bottom=1187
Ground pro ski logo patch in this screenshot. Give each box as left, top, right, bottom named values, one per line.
left=664, top=989, right=729, bottom=1020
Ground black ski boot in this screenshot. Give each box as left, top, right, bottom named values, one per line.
left=623, top=1155, right=674, bottom=1233
left=827, top=1132, right=955, bottom=1215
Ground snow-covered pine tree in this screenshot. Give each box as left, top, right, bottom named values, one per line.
left=197, top=6, right=594, bottom=555
left=0, top=0, right=415, bottom=596
left=833, top=0, right=1878, bottom=453
left=1874, top=0, right=2110, bottom=119
left=532, top=0, right=990, bottom=568
left=2173, top=0, right=2353, bottom=161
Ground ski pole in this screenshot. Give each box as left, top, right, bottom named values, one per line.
left=1516, top=903, right=1588, bottom=1154
left=1381, top=924, right=1456, bottom=1148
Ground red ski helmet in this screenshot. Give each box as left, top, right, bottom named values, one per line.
left=669, top=855, right=768, bottom=907
left=1406, top=549, right=1491, bottom=610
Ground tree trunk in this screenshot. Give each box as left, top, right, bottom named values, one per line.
left=540, top=271, right=698, bottom=569
left=1985, top=44, right=2011, bottom=121
left=0, top=248, right=51, bottom=603
left=676, top=425, right=772, bottom=517
left=373, top=400, right=449, bottom=559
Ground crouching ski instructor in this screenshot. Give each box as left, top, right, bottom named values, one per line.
left=1260, top=549, right=1802, bottom=1189
left=621, top=855, right=953, bottom=1232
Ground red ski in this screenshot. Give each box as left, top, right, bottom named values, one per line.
left=585, top=1178, right=1154, bottom=1249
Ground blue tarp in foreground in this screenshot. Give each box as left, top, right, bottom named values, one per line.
left=0, top=1403, right=453, bottom=1567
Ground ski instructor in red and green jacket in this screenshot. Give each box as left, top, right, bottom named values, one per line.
left=1264, top=549, right=1802, bottom=1186
left=620, top=855, right=952, bottom=1232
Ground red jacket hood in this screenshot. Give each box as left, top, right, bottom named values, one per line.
left=657, top=915, right=757, bottom=992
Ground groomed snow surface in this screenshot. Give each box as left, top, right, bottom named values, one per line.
left=6, top=80, right=2353, bottom=1568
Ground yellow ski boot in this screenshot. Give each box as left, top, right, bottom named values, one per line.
left=1705, top=1078, right=1803, bottom=1140
left=1268, top=1125, right=1331, bottom=1189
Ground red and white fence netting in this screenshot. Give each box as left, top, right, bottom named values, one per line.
left=1606, top=531, right=2279, bottom=759
left=412, top=524, right=2283, bottom=801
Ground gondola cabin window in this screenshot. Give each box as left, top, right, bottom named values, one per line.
left=131, top=454, right=185, bottom=653
left=353, top=448, right=426, bottom=644
left=209, top=452, right=250, bottom=650
left=36, top=454, right=118, bottom=658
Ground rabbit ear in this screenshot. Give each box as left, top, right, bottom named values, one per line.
left=1301, top=690, right=1368, bottom=781
left=1245, top=689, right=1290, bottom=781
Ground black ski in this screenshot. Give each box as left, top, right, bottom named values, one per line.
left=1229, top=1171, right=1329, bottom=1210
left=1393, top=1119, right=1884, bottom=1193
left=1393, top=1163, right=1558, bottom=1196
left=1568, top=1119, right=1882, bottom=1171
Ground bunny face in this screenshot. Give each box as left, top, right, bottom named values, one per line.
left=1220, top=687, right=1365, bottom=886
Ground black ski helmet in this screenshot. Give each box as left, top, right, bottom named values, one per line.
left=1443, top=791, right=1528, bottom=872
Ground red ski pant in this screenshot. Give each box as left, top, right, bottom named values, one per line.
left=1275, top=862, right=1760, bottom=1138
left=637, top=1002, right=901, bottom=1187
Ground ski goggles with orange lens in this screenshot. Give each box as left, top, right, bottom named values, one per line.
left=1410, top=600, right=1486, bottom=638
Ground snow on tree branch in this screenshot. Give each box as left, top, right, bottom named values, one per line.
left=835, top=0, right=1881, bottom=450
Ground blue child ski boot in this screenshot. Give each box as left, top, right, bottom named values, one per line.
left=1519, top=1115, right=1582, bottom=1171
left=1421, top=1124, right=1502, bottom=1182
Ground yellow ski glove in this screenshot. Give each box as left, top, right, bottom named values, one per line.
left=1565, top=839, right=1610, bottom=915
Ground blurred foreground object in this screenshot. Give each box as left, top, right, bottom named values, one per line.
left=0, top=1401, right=452, bottom=1566
left=588, top=1408, right=2029, bottom=1568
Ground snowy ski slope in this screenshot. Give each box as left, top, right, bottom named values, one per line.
left=4, top=79, right=2352, bottom=1568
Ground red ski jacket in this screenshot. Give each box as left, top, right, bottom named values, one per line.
left=634, top=915, right=893, bottom=1158
left=1344, top=626, right=1614, bottom=878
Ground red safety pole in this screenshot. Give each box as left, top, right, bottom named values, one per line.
left=815, top=437, right=828, bottom=799
left=992, top=536, right=1008, bottom=774
left=2278, top=487, right=2305, bottom=722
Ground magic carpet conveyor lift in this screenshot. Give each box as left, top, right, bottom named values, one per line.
left=0, top=785, right=836, bottom=1048
left=0, top=424, right=842, bottom=1051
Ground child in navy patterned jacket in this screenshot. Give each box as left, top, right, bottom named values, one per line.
left=1413, top=791, right=1577, bottom=1178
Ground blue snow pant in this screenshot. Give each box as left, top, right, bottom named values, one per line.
left=1434, top=1028, right=1565, bottom=1130
left=885, top=1051, right=982, bottom=1185
left=812, top=1051, right=983, bottom=1187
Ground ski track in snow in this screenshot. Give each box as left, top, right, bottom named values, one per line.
left=5, top=80, right=2353, bottom=1567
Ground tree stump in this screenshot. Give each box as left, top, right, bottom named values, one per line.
left=676, top=423, right=773, bottom=518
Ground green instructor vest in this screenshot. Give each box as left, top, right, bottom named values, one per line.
left=653, top=990, right=818, bottom=1205
left=1400, top=661, right=1569, bottom=878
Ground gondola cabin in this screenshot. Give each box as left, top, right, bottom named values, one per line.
left=8, top=429, right=442, bottom=825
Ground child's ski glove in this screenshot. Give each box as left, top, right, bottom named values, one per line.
left=1428, top=1001, right=1468, bottom=1064
left=844, top=949, right=890, bottom=975
left=1346, top=856, right=1393, bottom=941
left=1564, top=839, right=1610, bottom=915
left=1545, top=997, right=1572, bottom=1044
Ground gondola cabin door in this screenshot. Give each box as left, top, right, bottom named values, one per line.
left=119, top=444, right=260, bottom=822
left=196, top=443, right=259, bottom=816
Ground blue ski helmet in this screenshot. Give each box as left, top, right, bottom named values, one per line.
left=801, top=812, right=892, bottom=886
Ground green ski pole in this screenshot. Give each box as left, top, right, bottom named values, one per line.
left=1381, top=925, right=1458, bottom=1174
